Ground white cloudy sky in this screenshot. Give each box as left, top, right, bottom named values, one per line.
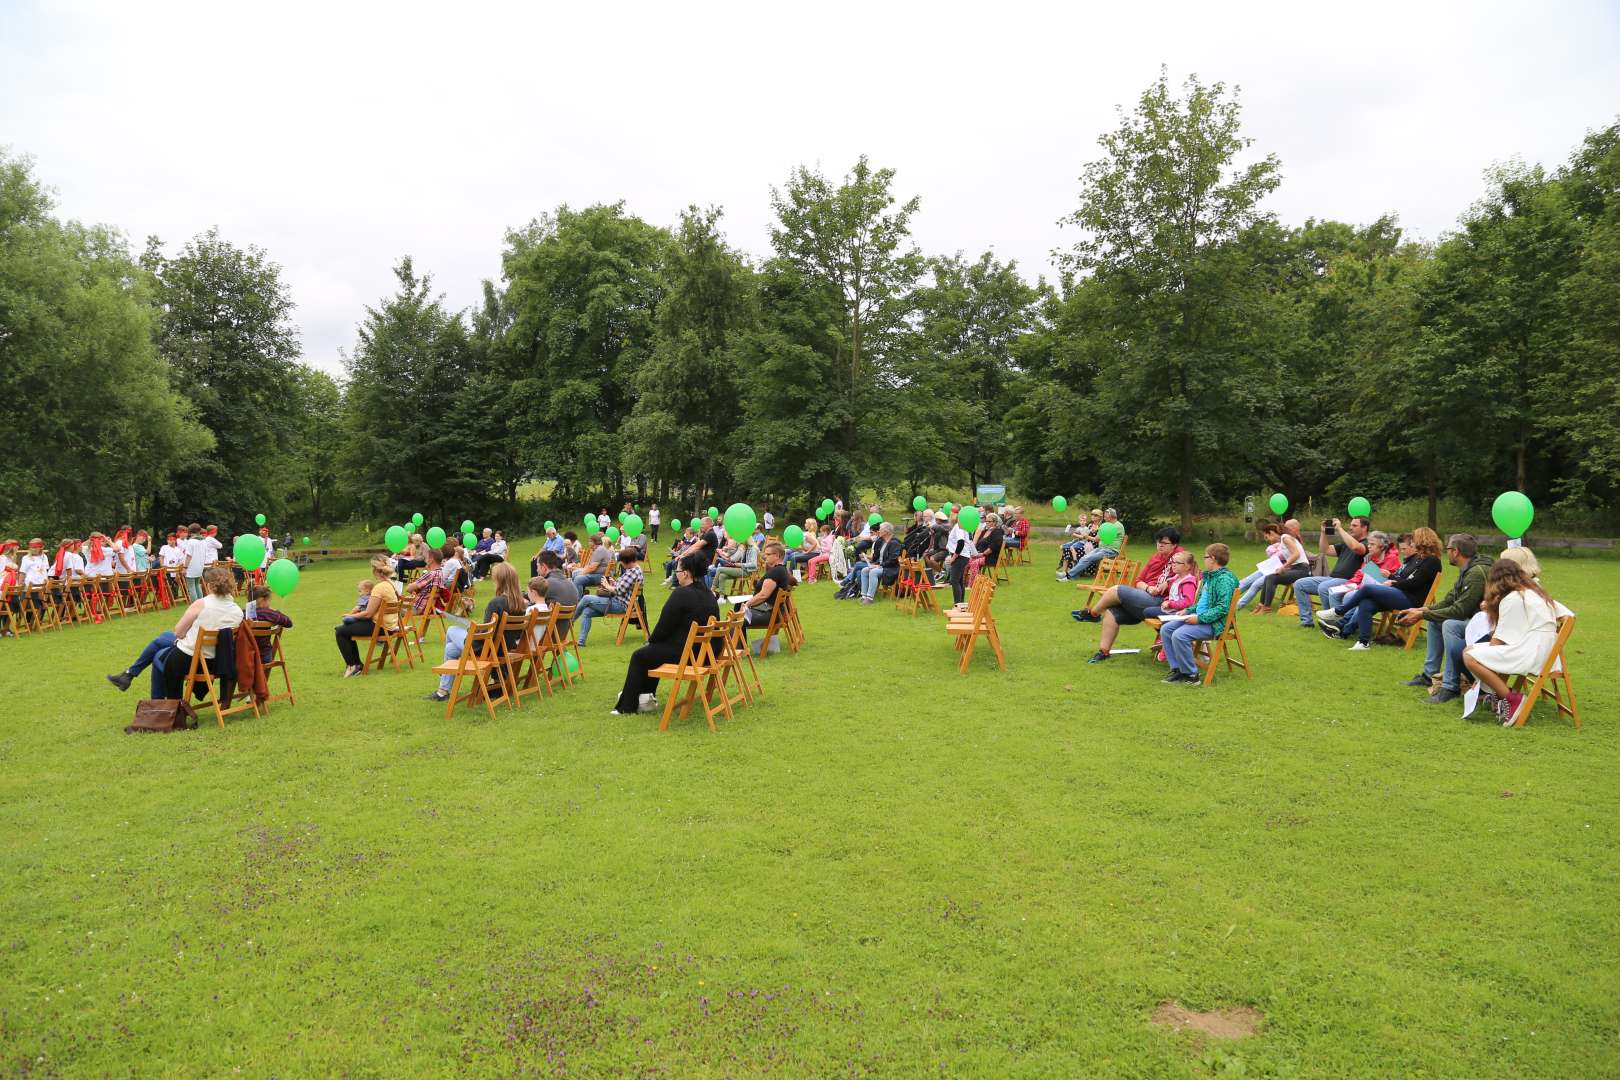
left=5, top=0, right=1617, bottom=374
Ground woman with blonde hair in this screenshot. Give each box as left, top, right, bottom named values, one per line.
left=335, top=556, right=403, bottom=678
left=425, top=561, right=524, bottom=703
left=106, top=565, right=242, bottom=697
left=1464, top=560, right=1560, bottom=725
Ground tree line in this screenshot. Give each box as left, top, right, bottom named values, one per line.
left=2, top=71, right=1616, bottom=539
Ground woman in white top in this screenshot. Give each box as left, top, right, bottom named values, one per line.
left=944, top=513, right=979, bottom=607
left=1464, top=560, right=1560, bottom=727
left=647, top=505, right=661, bottom=542
left=105, top=566, right=242, bottom=698
left=83, top=534, right=116, bottom=578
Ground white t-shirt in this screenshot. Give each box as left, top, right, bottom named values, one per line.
left=491, top=539, right=508, bottom=557
left=114, top=543, right=136, bottom=573
left=179, top=593, right=244, bottom=659
left=60, top=552, right=86, bottom=581
left=597, top=514, right=610, bottom=530
left=21, top=554, right=49, bottom=586
left=84, top=548, right=116, bottom=577
left=185, top=536, right=219, bottom=575
left=947, top=525, right=979, bottom=561
left=648, top=509, right=660, bottom=525
left=160, top=543, right=184, bottom=568
left=262, top=536, right=275, bottom=560
left=442, top=556, right=463, bottom=586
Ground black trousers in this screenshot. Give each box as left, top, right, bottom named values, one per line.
left=615, top=640, right=683, bottom=713
left=649, top=523, right=660, bottom=541
left=336, top=619, right=375, bottom=667
left=1260, top=565, right=1310, bottom=606
left=472, top=554, right=504, bottom=578
left=948, top=556, right=969, bottom=605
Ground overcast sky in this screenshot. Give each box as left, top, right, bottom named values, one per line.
left=4, top=0, right=1617, bottom=374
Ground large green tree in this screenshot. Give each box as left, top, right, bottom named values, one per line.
left=1061, top=71, right=1282, bottom=529
left=0, top=153, right=210, bottom=535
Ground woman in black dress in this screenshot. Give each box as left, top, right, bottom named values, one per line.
left=611, top=551, right=720, bottom=716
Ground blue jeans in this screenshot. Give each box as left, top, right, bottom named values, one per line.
left=571, top=572, right=603, bottom=592
left=1160, top=619, right=1217, bottom=676
left=1423, top=618, right=1468, bottom=691
left=128, top=631, right=177, bottom=697
left=1235, top=569, right=1265, bottom=609
left=1292, top=576, right=1348, bottom=625
left=437, top=625, right=468, bottom=693
left=185, top=576, right=203, bottom=602
left=575, top=595, right=625, bottom=643
left=1336, top=583, right=1408, bottom=645
left=858, top=563, right=889, bottom=599
left=1065, top=547, right=1117, bottom=580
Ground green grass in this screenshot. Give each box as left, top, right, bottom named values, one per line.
left=3, top=539, right=1617, bottom=1076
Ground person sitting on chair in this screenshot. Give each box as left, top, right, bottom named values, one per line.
left=1312, top=529, right=1398, bottom=639
left=572, top=533, right=612, bottom=592
left=1319, top=528, right=1441, bottom=649
left=574, top=548, right=643, bottom=645
left=1156, top=544, right=1238, bottom=686
left=1075, top=527, right=1184, bottom=623
left=1290, top=515, right=1369, bottom=627
left=405, top=547, right=448, bottom=615
left=424, top=562, right=526, bottom=703
left=742, top=540, right=794, bottom=652
left=106, top=566, right=242, bottom=697
left=1463, top=560, right=1561, bottom=726
left=1088, top=548, right=1199, bottom=663
left=1395, top=533, right=1491, bottom=705
left=334, top=557, right=403, bottom=679
left=244, top=584, right=293, bottom=664
left=610, top=551, right=720, bottom=716
left=856, top=523, right=902, bottom=604
left=1060, top=508, right=1124, bottom=581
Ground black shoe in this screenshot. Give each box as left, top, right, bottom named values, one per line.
left=1403, top=673, right=1431, bottom=687
left=1427, top=688, right=1460, bottom=704
left=106, top=671, right=133, bottom=692
left=1087, top=650, right=1110, bottom=664
left=424, top=690, right=449, bottom=702
left=1162, top=670, right=1188, bottom=684
left=1317, top=621, right=1341, bottom=641
left=1077, top=610, right=1100, bottom=623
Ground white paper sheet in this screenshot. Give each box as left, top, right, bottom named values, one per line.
left=1462, top=682, right=1481, bottom=718
left=1255, top=556, right=1283, bottom=575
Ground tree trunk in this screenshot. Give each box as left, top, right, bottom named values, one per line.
left=1426, top=465, right=1438, bottom=531
left=1179, top=433, right=1194, bottom=532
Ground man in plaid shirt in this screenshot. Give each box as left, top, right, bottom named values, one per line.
left=573, top=549, right=643, bottom=645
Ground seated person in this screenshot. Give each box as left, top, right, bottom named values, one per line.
left=610, top=551, right=721, bottom=715
left=1075, top=527, right=1183, bottom=622
left=1319, top=528, right=1441, bottom=648
left=472, top=531, right=508, bottom=580
left=1060, top=508, right=1125, bottom=581
left=964, top=513, right=1005, bottom=586
left=575, top=549, right=643, bottom=645
left=1059, top=509, right=1102, bottom=571
left=573, top=533, right=612, bottom=591
left=1291, top=516, right=1370, bottom=627
left=902, top=510, right=934, bottom=558
left=106, top=566, right=243, bottom=697
left=1313, top=528, right=1399, bottom=638
left=405, top=548, right=448, bottom=615
left=1392, top=533, right=1492, bottom=704
left=742, top=540, right=794, bottom=652
left=244, top=585, right=293, bottom=663
left=1088, top=548, right=1198, bottom=662
left=855, top=523, right=901, bottom=604
left=1236, top=520, right=1307, bottom=611
left=711, top=538, right=758, bottom=595
left=424, top=562, right=526, bottom=703
left=1463, top=560, right=1560, bottom=725
left=334, top=558, right=404, bottom=678
left=1156, top=544, right=1238, bottom=685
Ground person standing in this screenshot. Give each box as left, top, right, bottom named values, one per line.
left=183, top=522, right=211, bottom=601
left=648, top=504, right=661, bottom=542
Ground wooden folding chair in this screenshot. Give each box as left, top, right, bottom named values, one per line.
left=362, top=598, right=416, bottom=673
left=992, top=545, right=1012, bottom=584
left=499, top=608, right=544, bottom=708
left=649, top=619, right=731, bottom=731
left=1506, top=614, right=1580, bottom=728
left=612, top=579, right=651, bottom=645
left=1374, top=574, right=1441, bottom=650
left=1191, top=604, right=1252, bottom=687
left=756, top=587, right=802, bottom=657
left=179, top=629, right=264, bottom=728
left=431, top=618, right=510, bottom=721
left=533, top=603, right=584, bottom=693
left=947, top=577, right=1005, bottom=673
left=248, top=620, right=296, bottom=708
left=716, top=608, right=761, bottom=705
left=34, top=583, right=62, bottom=630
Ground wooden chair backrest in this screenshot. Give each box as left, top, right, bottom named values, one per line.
left=446, top=619, right=500, bottom=675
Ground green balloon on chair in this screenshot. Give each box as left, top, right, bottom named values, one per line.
left=623, top=513, right=644, bottom=538
left=957, top=506, right=980, bottom=533
left=425, top=526, right=447, bottom=548
left=411, top=512, right=424, bottom=527
left=461, top=531, right=476, bottom=548
left=1491, top=491, right=1534, bottom=539
left=913, top=495, right=927, bottom=511
left=234, top=533, right=267, bottom=570
left=460, top=519, right=475, bottom=534
left=722, top=503, right=757, bottom=542
left=1098, top=522, right=1122, bottom=546
left=783, top=525, right=805, bottom=549
left=254, top=512, right=266, bottom=526
left=384, top=525, right=408, bottom=554
left=606, top=527, right=620, bottom=543
left=1052, top=495, right=1067, bottom=513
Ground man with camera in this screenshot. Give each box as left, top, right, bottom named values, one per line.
left=1291, top=515, right=1370, bottom=628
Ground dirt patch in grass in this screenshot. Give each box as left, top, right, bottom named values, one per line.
left=1151, top=1000, right=1263, bottom=1040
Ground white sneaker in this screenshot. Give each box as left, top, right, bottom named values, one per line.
left=1319, top=609, right=1343, bottom=626
left=637, top=695, right=659, bottom=714
left=1348, top=641, right=1370, bottom=651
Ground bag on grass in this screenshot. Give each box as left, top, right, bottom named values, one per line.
left=126, top=698, right=189, bottom=734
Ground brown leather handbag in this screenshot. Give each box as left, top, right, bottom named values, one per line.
left=126, top=699, right=189, bottom=734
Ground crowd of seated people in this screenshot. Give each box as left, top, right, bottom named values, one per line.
left=1058, top=508, right=1126, bottom=581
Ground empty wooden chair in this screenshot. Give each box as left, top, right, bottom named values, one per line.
left=533, top=603, right=584, bottom=693
left=716, top=608, right=761, bottom=705
left=946, top=576, right=1005, bottom=673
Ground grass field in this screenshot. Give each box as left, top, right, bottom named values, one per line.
left=3, top=539, right=1616, bottom=1077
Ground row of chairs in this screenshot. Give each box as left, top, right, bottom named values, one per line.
left=2, top=569, right=181, bottom=635
left=946, top=574, right=1006, bottom=673
left=431, top=603, right=588, bottom=721
left=175, top=621, right=296, bottom=727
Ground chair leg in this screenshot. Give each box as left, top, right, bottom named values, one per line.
left=658, top=680, right=684, bottom=731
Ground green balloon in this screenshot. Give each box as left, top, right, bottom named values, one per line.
left=1347, top=496, right=1372, bottom=519
left=815, top=506, right=828, bottom=520
left=623, top=513, right=644, bottom=538
left=708, top=506, right=719, bottom=520
left=1052, top=495, right=1067, bottom=513
left=670, top=518, right=682, bottom=532
left=302, top=536, right=311, bottom=546
left=867, top=512, right=882, bottom=526
left=942, top=502, right=954, bottom=516
left=233, top=532, right=266, bottom=571
left=543, top=520, right=555, bottom=531
left=957, top=506, right=980, bottom=533
left=1491, top=490, right=1534, bottom=539
left=618, top=511, right=628, bottom=523
left=1099, top=522, right=1122, bottom=547
left=265, top=558, right=300, bottom=597
left=819, top=498, right=834, bottom=516
left=383, top=525, right=408, bottom=554
left=460, top=519, right=475, bottom=534
left=425, top=526, right=447, bottom=548
left=584, top=512, right=598, bottom=530
left=722, top=502, right=758, bottom=542
left=606, top=527, right=620, bottom=543
left=912, top=495, right=927, bottom=511
left=461, top=532, right=476, bottom=548
left=550, top=652, right=580, bottom=677
left=254, top=512, right=266, bottom=526
left=411, top=512, right=424, bottom=527
left=1268, top=493, right=1289, bottom=515
left=783, top=524, right=805, bottom=549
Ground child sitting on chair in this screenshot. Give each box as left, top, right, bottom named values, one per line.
left=342, top=578, right=372, bottom=620
left=244, top=585, right=293, bottom=663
